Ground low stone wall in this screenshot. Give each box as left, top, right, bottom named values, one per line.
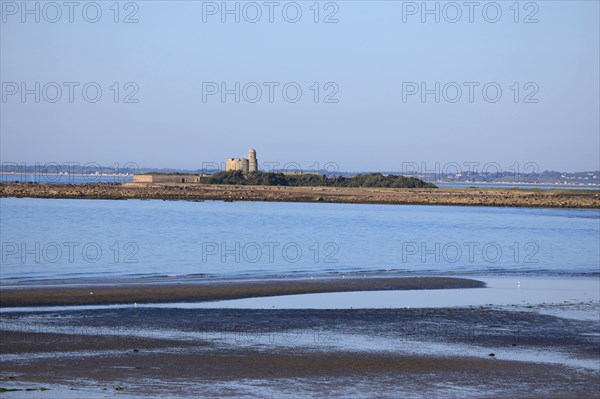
left=133, top=175, right=201, bottom=183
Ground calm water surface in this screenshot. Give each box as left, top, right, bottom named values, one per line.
left=1, top=198, right=598, bottom=283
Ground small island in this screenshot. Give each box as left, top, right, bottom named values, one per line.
left=1, top=149, right=598, bottom=208
left=132, top=148, right=435, bottom=189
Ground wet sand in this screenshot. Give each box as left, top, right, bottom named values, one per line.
left=1, top=277, right=598, bottom=397
left=0, top=277, right=484, bottom=307
left=2, top=182, right=599, bottom=208
left=1, top=306, right=598, bottom=398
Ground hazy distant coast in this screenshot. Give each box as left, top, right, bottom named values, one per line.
left=1, top=182, right=599, bottom=208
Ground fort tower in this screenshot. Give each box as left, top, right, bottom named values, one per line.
left=248, top=148, right=257, bottom=173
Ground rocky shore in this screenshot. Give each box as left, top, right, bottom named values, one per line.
left=1, top=182, right=599, bottom=208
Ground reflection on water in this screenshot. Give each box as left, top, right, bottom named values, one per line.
left=162, top=277, right=596, bottom=313
left=2, top=278, right=598, bottom=319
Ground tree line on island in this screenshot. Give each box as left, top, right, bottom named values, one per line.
left=205, top=171, right=436, bottom=188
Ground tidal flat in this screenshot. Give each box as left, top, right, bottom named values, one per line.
left=1, top=276, right=598, bottom=398
left=1, top=304, right=598, bottom=398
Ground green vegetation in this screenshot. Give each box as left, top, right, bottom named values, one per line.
left=205, top=171, right=436, bottom=188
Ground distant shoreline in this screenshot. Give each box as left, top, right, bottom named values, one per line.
left=435, top=181, right=600, bottom=189
left=1, top=182, right=598, bottom=208
left=2, top=172, right=599, bottom=189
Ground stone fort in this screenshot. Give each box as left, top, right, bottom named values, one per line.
left=133, top=148, right=313, bottom=183
left=133, top=149, right=259, bottom=183
left=226, top=148, right=258, bottom=174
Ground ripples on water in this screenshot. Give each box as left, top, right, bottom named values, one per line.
left=0, top=198, right=598, bottom=283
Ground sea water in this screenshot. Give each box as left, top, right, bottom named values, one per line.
left=0, top=198, right=598, bottom=284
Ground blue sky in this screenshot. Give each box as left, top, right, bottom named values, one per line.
left=1, top=1, right=599, bottom=172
